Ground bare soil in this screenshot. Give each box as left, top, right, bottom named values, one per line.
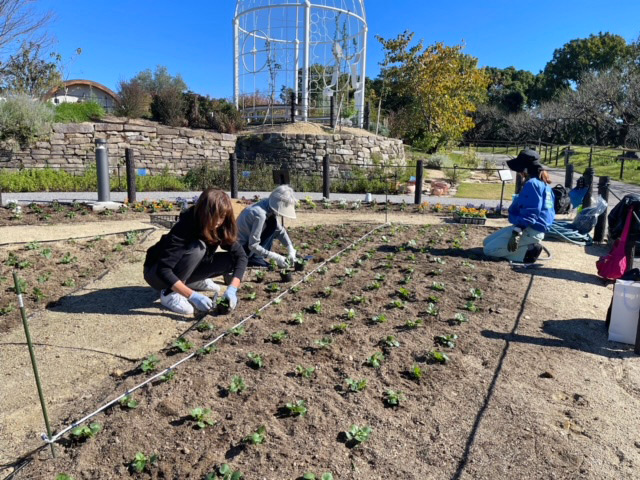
left=240, top=122, right=378, bottom=138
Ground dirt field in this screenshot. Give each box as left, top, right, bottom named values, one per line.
left=1, top=211, right=639, bottom=480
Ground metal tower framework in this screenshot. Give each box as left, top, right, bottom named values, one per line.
left=233, top=0, right=368, bottom=127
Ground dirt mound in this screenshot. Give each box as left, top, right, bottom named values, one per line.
left=240, top=122, right=378, bottom=137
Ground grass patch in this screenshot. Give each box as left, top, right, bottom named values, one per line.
left=455, top=182, right=515, bottom=200
left=54, top=101, right=105, bottom=123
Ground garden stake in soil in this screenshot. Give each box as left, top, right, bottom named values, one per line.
left=12, top=272, right=55, bottom=458
left=36, top=222, right=389, bottom=449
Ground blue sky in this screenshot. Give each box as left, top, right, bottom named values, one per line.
left=34, top=0, right=640, bottom=98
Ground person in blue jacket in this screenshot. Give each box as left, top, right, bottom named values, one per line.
left=483, top=149, right=555, bottom=263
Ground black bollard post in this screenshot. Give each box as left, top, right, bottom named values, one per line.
left=290, top=91, right=296, bottom=124
left=555, top=145, right=560, bottom=167
left=414, top=160, right=424, bottom=205
left=125, top=148, right=136, bottom=204
left=582, top=167, right=595, bottom=209
left=620, top=156, right=626, bottom=181
left=95, top=139, right=110, bottom=202
left=564, top=146, right=570, bottom=167
left=230, top=154, right=238, bottom=199
left=593, top=176, right=610, bottom=243
left=565, top=163, right=574, bottom=189
left=323, top=155, right=330, bottom=199
left=330, top=96, right=335, bottom=128
left=589, top=145, right=593, bottom=168
left=364, top=102, right=370, bottom=131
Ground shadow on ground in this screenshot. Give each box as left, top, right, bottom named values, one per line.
left=49, top=286, right=189, bottom=322
left=512, top=265, right=605, bottom=286
left=482, top=318, right=636, bottom=359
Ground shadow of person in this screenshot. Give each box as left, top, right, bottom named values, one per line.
left=48, top=286, right=189, bottom=322
left=512, top=266, right=605, bottom=286
left=481, top=318, right=636, bottom=359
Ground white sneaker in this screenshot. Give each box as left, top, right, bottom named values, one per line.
left=160, top=291, right=194, bottom=315
left=187, top=278, right=221, bottom=293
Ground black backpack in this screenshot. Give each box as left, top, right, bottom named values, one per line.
left=552, top=184, right=571, bottom=214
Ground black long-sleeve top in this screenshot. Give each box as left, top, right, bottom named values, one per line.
left=144, top=208, right=248, bottom=287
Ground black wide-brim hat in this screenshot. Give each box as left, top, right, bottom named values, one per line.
left=507, top=149, right=541, bottom=173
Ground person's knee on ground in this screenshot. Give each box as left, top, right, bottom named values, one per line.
left=523, top=244, right=543, bottom=264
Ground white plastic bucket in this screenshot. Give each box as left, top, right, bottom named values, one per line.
left=609, top=280, right=640, bottom=345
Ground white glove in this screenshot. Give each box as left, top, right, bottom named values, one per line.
left=287, top=247, right=297, bottom=264
left=268, top=252, right=288, bottom=268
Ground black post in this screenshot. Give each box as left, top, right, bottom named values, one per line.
left=330, top=96, right=335, bottom=128
left=515, top=172, right=524, bottom=194
left=565, top=163, right=574, bottom=189
left=582, top=167, right=595, bottom=209
left=498, top=180, right=506, bottom=216
left=125, top=148, right=136, bottom=204
left=323, top=155, right=330, bottom=199
left=589, top=145, right=593, bottom=168
left=593, top=176, right=610, bottom=243
left=414, top=160, right=424, bottom=205
left=620, top=157, right=626, bottom=180
left=364, top=102, right=370, bottom=131
left=290, top=91, right=296, bottom=124
left=230, top=153, right=238, bottom=199
left=564, top=146, right=570, bottom=167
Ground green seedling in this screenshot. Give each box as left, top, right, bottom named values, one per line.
left=196, top=321, right=214, bottom=332
left=403, top=267, right=415, bottom=275
left=334, top=278, right=344, bottom=287
left=435, top=334, right=459, bottom=349
left=173, top=337, right=193, bottom=352
left=397, top=288, right=412, bottom=300
left=318, top=266, right=328, bottom=275
left=432, top=257, right=446, bottom=265
left=405, top=319, right=423, bottom=329
left=120, top=394, right=139, bottom=409
left=130, top=452, right=158, bottom=474
left=296, top=365, right=315, bottom=379
left=284, top=399, right=308, bottom=417
left=382, top=335, right=400, bottom=348
left=426, top=303, right=439, bottom=317
left=229, top=375, right=246, bottom=393
left=322, top=286, right=333, bottom=297
left=37, top=272, right=51, bottom=284
left=61, top=278, right=75, bottom=287
left=60, top=252, right=77, bottom=264
left=273, top=298, right=282, bottom=305
left=302, top=473, right=333, bottom=480
left=409, top=364, right=423, bottom=381
left=247, top=353, right=264, bottom=369
left=124, top=231, right=139, bottom=245
left=208, top=464, right=244, bottom=480
left=314, top=337, right=333, bottom=349
left=228, top=326, right=245, bottom=336
left=453, top=313, right=469, bottom=324
left=375, top=273, right=386, bottom=282
left=351, top=295, right=366, bottom=305
left=344, top=308, right=356, bottom=320
left=400, top=275, right=412, bottom=285
left=160, top=370, right=176, bottom=382
left=113, top=244, right=124, bottom=253
left=266, top=283, right=280, bottom=293
left=427, top=294, right=440, bottom=303
left=292, top=312, right=305, bottom=325
left=141, top=354, right=159, bottom=373
left=243, top=425, right=267, bottom=445
left=245, top=292, right=257, bottom=301
left=462, top=260, right=476, bottom=269
left=389, top=299, right=406, bottom=309
left=431, top=268, right=443, bottom=276
left=55, top=475, right=74, bottom=480
left=470, top=288, right=484, bottom=300
left=384, top=390, right=405, bottom=407
left=330, top=255, right=341, bottom=264
left=344, top=268, right=356, bottom=278
left=0, top=305, right=15, bottom=316
left=70, top=422, right=102, bottom=440
left=196, top=346, right=215, bottom=357
left=291, top=285, right=301, bottom=294
left=25, top=241, right=41, bottom=251
left=331, top=322, right=349, bottom=333
left=189, top=407, right=216, bottom=430
left=367, top=351, right=384, bottom=368
left=41, top=248, right=53, bottom=259
left=464, top=301, right=478, bottom=312
left=345, top=425, right=372, bottom=446
left=307, top=300, right=323, bottom=314
left=32, top=287, right=45, bottom=302
left=366, top=281, right=382, bottom=291
left=371, top=313, right=388, bottom=324
left=255, top=270, right=266, bottom=282
left=345, top=378, right=368, bottom=392
left=270, top=330, right=288, bottom=343
left=428, top=350, right=450, bottom=364
left=407, top=254, right=416, bottom=261
left=431, top=282, right=445, bottom=292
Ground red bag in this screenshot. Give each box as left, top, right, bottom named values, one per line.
left=597, top=210, right=634, bottom=280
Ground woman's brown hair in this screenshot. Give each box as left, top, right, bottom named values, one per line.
left=539, top=170, right=552, bottom=185
left=194, top=189, right=237, bottom=246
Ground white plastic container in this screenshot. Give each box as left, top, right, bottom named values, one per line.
left=609, top=280, right=640, bottom=345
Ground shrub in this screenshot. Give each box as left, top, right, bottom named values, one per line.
left=185, top=94, right=245, bottom=133
left=54, top=101, right=105, bottom=123
left=426, top=154, right=449, bottom=169
left=208, top=101, right=245, bottom=133
left=151, top=85, right=186, bottom=127
left=0, top=95, right=54, bottom=147
left=116, top=79, right=151, bottom=118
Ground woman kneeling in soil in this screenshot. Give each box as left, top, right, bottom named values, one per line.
left=144, top=189, right=247, bottom=315
left=483, top=149, right=555, bottom=264
left=236, top=185, right=298, bottom=268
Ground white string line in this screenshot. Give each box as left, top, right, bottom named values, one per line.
left=41, top=222, right=388, bottom=445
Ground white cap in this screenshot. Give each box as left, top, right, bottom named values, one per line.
left=269, top=185, right=297, bottom=219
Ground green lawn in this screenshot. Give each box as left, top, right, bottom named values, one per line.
left=455, top=182, right=515, bottom=200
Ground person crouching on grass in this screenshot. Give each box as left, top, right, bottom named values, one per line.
left=143, top=189, right=247, bottom=315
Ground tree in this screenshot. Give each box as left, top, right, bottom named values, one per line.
left=377, top=31, right=488, bottom=152
left=484, top=66, right=536, bottom=112
left=115, top=78, right=151, bottom=118
left=541, top=32, right=631, bottom=99
left=128, top=66, right=188, bottom=126
left=0, top=0, right=52, bottom=55
left=0, top=41, right=60, bottom=96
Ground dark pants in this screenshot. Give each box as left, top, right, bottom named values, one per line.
left=247, top=216, right=278, bottom=268
left=144, top=240, right=233, bottom=291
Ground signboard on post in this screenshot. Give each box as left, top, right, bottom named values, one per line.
left=498, top=170, right=513, bottom=182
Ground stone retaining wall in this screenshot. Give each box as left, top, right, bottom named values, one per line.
left=0, top=117, right=236, bottom=175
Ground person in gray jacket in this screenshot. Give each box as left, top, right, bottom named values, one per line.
left=237, top=185, right=297, bottom=268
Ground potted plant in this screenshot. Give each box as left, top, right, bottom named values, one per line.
left=453, top=207, right=488, bottom=225
left=216, top=296, right=231, bottom=315
left=294, top=258, right=308, bottom=272
left=255, top=270, right=266, bottom=283
left=280, top=268, right=293, bottom=282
